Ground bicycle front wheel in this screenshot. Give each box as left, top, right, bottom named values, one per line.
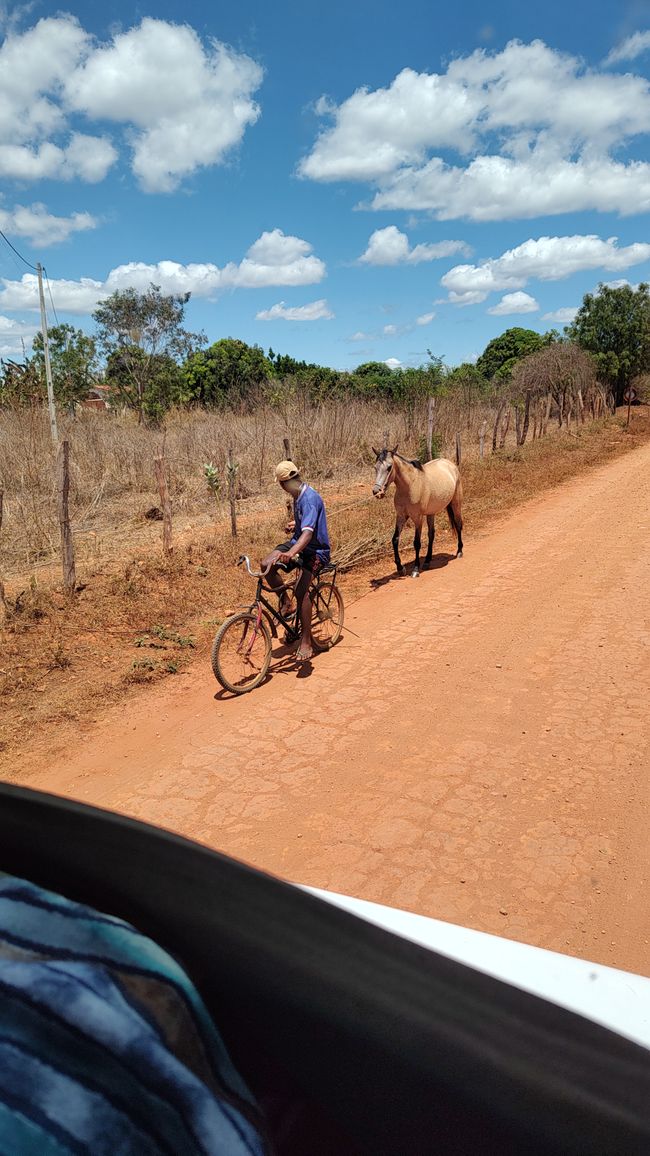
left=211, top=612, right=272, bottom=694
left=311, top=581, right=344, bottom=651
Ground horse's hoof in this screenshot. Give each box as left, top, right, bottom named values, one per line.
left=411, top=569, right=420, bottom=578
left=397, top=568, right=405, bottom=577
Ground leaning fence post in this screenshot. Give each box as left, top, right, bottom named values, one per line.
left=57, top=439, right=76, bottom=593
left=154, top=453, right=173, bottom=556
left=227, top=445, right=238, bottom=539
left=479, top=419, right=487, bottom=460
left=455, top=431, right=462, bottom=466
left=426, top=397, right=436, bottom=460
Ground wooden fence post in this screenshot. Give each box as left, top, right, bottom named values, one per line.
left=542, top=391, right=552, bottom=436
left=455, top=431, right=462, bottom=466
left=382, top=429, right=389, bottom=451
left=281, top=437, right=293, bottom=522
left=227, top=445, right=238, bottom=539
left=499, top=407, right=511, bottom=450
left=57, top=440, right=76, bottom=593
left=478, top=419, right=487, bottom=459
left=426, top=397, right=436, bottom=461
left=154, top=454, right=173, bottom=556
left=492, top=398, right=506, bottom=453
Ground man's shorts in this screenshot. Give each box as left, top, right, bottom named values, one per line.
left=274, top=543, right=326, bottom=576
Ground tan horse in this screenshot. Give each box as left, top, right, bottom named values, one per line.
left=372, top=447, right=463, bottom=577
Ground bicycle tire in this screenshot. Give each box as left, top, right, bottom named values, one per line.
left=211, top=612, right=272, bottom=695
left=311, top=581, right=344, bottom=651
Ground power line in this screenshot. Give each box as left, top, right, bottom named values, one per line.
left=43, top=267, right=60, bottom=329
left=0, top=228, right=38, bottom=272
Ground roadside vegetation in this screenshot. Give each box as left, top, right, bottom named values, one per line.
left=1, top=280, right=650, bottom=772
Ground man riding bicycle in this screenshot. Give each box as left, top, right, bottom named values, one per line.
left=261, top=460, right=331, bottom=662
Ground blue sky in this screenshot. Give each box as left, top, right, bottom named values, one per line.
left=2, top=0, right=650, bottom=370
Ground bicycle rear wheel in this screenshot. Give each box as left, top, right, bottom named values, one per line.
left=311, top=581, right=344, bottom=651
left=211, top=612, right=272, bottom=694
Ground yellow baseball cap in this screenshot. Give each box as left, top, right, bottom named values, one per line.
left=274, top=460, right=300, bottom=482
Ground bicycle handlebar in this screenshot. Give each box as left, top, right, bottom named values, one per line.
left=237, top=552, right=305, bottom=578
left=237, top=554, right=264, bottom=577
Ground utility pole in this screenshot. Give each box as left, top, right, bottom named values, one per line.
left=37, top=262, right=58, bottom=446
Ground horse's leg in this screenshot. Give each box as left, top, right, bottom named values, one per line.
left=392, top=513, right=406, bottom=576
left=424, top=514, right=435, bottom=568
left=411, top=517, right=423, bottom=578
left=447, top=487, right=464, bottom=557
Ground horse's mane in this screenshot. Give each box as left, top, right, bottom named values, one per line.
left=396, top=452, right=424, bottom=471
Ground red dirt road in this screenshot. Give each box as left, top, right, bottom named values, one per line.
left=13, top=442, right=650, bottom=975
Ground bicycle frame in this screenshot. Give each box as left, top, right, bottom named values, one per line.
left=251, top=578, right=301, bottom=640
left=234, top=554, right=338, bottom=648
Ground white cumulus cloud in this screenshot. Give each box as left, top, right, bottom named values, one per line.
left=301, top=39, right=650, bottom=219
left=0, top=313, right=39, bottom=356
left=605, top=30, right=650, bottom=65
left=0, top=230, right=326, bottom=314
left=256, top=299, right=333, bottom=321
left=359, top=226, right=470, bottom=265
left=487, top=291, right=539, bottom=315
left=384, top=358, right=402, bottom=369
left=0, top=15, right=262, bottom=191
left=542, top=307, right=578, bottom=323
left=0, top=201, right=96, bottom=246
left=441, top=234, right=650, bottom=305
left=416, top=311, right=436, bottom=325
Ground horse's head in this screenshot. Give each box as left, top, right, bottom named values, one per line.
left=372, top=446, right=398, bottom=498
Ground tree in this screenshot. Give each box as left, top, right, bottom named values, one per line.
left=0, top=358, right=42, bottom=406
left=567, top=282, right=650, bottom=405
left=93, top=284, right=204, bottom=422
left=32, top=323, right=99, bottom=410
left=354, top=360, right=395, bottom=378
left=446, top=362, right=490, bottom=427
left=183, top=338, right=272, bottom=407
left=476, top=327, right=554, bottom=381
left=105, top=347, right=188, bottom=423
left=510, top=342, right=597, bottom=440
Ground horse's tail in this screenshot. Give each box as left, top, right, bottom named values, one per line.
left=447, top=475, right=464, bottom=557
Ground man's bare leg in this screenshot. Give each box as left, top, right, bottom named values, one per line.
left=260, top=552, right=292, bottom=616
left=295, top=570, right=314, bottom=661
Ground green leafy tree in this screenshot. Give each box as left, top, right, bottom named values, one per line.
left=0, top=358, right=42, bottom=406
left=476, top=327, right=554, bottom=382
left=567, top=282, right=650, bottom=405
left=105, top=347, right=188, bottom=423
left=93, top=284, right=204, bottom=422
left=354, top=360, right=395, bottom=380
left=183, top=338, right=273, bottom=406
left=32, top=323, right=99, bottom=410
left=446, top=362, right=490, bottom=426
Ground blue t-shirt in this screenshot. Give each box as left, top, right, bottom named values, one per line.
left=291, top=484, right=331, bottom=562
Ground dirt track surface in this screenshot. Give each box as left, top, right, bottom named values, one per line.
left=14, top=442, right=650, bottom=975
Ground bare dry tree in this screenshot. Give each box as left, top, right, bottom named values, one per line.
left=510, top=343, right=598, bottom=445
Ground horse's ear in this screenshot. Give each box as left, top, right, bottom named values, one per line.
left=371, top=446, right=379, bottom=457
left=392, top=444, right=399, bottom=454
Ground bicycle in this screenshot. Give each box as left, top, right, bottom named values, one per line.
left=211, top=554, right=345, bottom=695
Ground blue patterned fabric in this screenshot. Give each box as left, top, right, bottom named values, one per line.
left=0, top=874, right=266, bottom=1155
